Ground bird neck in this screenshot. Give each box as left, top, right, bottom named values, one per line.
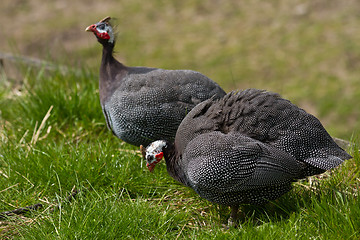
left=163, top=143, right=187, bottom=186
left=99, top=41, right=127, bottom=105
left=101, top=41, right=115, bottom=63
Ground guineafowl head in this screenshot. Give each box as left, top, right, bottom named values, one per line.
left=85, top=16, right=115, bottom=45
left=140, top=140, right=168, bottom=172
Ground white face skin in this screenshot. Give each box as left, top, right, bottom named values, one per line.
left=95, top=22, right=115, bottom=43
left=145, top=140, right=167, bottom=164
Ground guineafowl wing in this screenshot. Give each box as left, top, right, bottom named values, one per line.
left=104, top=68, right=225, bottom=146
left=178, top=89, right=351, bottom=176
left=184, top=132, right=303, bottom=193
left=221, top=90, right=351, bottom=170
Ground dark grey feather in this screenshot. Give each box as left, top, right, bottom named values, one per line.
left=182, top=132, right=303, bottom=205
left=103, top=68, right=225, bottom=146
left=175, top=89, right=352, bottom=177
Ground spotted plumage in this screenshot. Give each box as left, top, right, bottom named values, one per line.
left=184, top=132, right=304, bottom=206
left=86, top=17, right=225, bottom=146
left=175, top=89, right=352, bottom=177
left=142, top=89, right=352, bottom=224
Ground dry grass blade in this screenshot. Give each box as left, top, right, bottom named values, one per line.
left=38, top=126, right=52, bottom=141
left=19, top=129, right=29, bottom=145
left=295, top=182, right=319, bottom=193
left=29, top=121, right=38, bottom=147
left=0, top=183, right=20, bottom=193
left=30, top=105, right=53, bottom=146
left=15, top=171, right=34, bottom=188
left=118, top=148, right=141, bottom=155
left=175, top=223, right=187, bottom=240
left=0, top=169, right=9, bottom=178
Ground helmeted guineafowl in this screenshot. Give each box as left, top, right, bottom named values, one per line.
left=85, top=17, right=226, bottom=146
left=141, top=89, right=352, bottom=225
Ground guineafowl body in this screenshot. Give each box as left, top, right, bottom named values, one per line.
left=86, top=17, right=225, bottom=146
left=142, top=89, right=352, bottom=224
left=182, top=131, right=304, bottom=206
left=175, top=89, right=352, bottom=177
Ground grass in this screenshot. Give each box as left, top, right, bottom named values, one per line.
left=1, top=0, right=360, bottom=238
left=0, top=65, right=359, bottom=240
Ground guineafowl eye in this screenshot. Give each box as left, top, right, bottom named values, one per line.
left=98, top=24, right=105, bottom=30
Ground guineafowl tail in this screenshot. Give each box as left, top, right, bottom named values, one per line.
left=300, top=146, right=352, bottom=177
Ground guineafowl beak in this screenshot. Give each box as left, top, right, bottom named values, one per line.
left=140, top=145, right=147, bottom=159
left=85, top=24, right=96, bottom=32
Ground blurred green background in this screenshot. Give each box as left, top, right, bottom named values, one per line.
left=1, top=0, right=359, bottom=138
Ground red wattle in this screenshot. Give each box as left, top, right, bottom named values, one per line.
left=98, top=32, right=110, bottom=40
left=155, top=152, right=164, bottom=161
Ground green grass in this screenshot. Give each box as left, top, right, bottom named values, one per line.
left=1, top=0, right=360, bottom=238
left=0, top=65, right=359, bottom=239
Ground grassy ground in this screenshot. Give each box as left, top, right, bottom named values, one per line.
left=0, top=68, right=360, bottom=239
left=1, top=0, right=360, bottom=239
left=0, top=68, right=359, bottom=239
